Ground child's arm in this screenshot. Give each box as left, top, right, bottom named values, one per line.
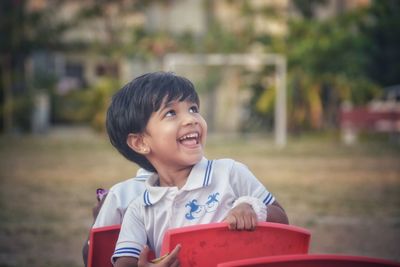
left=266, top=200, right=289, bottom=224
left=114, top=245, right=181, bottom=267
left=114, top=256, right=138, bottom=267
left=227, top=161, right=289, bottom=227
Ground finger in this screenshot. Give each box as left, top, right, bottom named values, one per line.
left=240, top=205, right=257, bottom=230
left=251, top=213, right=257, bottom=230
left=169, top=244, right=181, bottom=258
left=245, top=211, right=257, bottom=230
left=234, top=214, right=244, bottom=230
left=162, top=244, right=181, bottom=265
left=224, top=215, right=237, bottom=230
left=243, top=214, right=253, bottom=230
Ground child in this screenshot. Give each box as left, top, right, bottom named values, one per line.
left=82, top=168, right=152, bottom=267
left=106, top=72, right=288, bottom=267
left=92, top=168, right=152, bottom=228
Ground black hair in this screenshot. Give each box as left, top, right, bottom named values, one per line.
left=106, top=71, right=200, bottom=172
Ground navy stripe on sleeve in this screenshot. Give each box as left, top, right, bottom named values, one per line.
left=263, top=193, right=274, bottom=204
left=114, top=247, right=141, bottom=257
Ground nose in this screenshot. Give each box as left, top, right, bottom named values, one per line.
left=182, top=112, right=198, bottom=126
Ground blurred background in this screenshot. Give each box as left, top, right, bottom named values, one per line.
left=0, top=0, right=399, bottom=266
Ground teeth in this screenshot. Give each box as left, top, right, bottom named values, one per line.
left=179, top=132, right=199, bottom=141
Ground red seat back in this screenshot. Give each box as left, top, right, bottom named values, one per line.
left=87, top=225, right=120, bottom=267
left=217, top=254, right=400, bottom=267
left=160, top=222, right=311, bottom=267
left=88, top=224, right=156, bottom=267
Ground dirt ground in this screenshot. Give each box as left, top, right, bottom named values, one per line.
left=0, top=127, right=399, bottom=267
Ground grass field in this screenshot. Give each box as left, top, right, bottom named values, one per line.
left=0, top=127, right=399, bottom=267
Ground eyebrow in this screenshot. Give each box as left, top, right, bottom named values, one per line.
left=156, top=100, right=175, bottom=118
left=158, top=99, right=197, bottom=114
left=159, top=100, right=174, bottom=111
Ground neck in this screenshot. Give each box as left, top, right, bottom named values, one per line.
left=157, top=166, right=193, bottom=189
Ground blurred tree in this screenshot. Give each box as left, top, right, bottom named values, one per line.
left=66, top=0, right=173, bottom=132
left=0, top=0, right=152, bottom=133
left=240, top=1, right=397, bottom=134
left=74, top=1, right=148, bottom=59
left=361, top=0, right=400, bottom=87
left=54, top=77, right=120, bottom=131
left=291, top=0, right=328, bottom=19
left=171, top=1, right=252, bottom=55
left=213, top=1, right=288, bottom=133
left=5, top=0, right=395, bottom=135
left=0, top=0, right=70, bottom=133
left=285, top=4, right=380, bottom=132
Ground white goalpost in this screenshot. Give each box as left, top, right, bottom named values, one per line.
left=163, top=53, right=287, bottom=147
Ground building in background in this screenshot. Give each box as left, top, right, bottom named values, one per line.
left=24, top=0, right=372, bottom=133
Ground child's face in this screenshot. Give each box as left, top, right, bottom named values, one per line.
left=143, top=99, right=207, bottom=171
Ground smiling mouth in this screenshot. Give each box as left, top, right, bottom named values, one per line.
left=178, top=132, right=200, bottom=145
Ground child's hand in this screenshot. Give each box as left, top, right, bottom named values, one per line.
left=224, top=203, right=257, bottom=231
left=138, top=244, right=181, bottom=267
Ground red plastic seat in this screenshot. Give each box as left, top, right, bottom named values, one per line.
left=87, top=225, right=121, bottom=267
left=217, top=254, right=400, bottom=267
left=87, top=225, right=156, bottom=267
left=160, top=222, right=311, bottom=267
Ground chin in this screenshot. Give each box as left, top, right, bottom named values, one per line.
left=186, top=154, right=203, bottom=166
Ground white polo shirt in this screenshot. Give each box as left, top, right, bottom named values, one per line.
left=112, top=157, right=275, bottom=261
left=92, top=169, right=151, bottom=228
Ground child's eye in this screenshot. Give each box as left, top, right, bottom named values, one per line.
left=189, top=106, right=199, bottom=113
left=165, top=110, right=176, bottom=117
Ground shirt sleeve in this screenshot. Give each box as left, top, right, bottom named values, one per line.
left=111, top=200, right=147, bottom=263
left=92, top=177, right=148, bottom=228
left=93, top=191, right=122, bottom=228
left=230, top=161, right=275, bottom=205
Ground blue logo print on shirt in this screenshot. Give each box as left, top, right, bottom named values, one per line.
left=185, top=192, right=220, bottom=220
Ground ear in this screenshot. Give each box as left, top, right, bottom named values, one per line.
left=127, top=133, right=150, bottom=155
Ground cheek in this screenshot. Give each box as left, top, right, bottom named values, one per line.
left=146, top=124, right=176, bottom=145
left=154, top=131, right=176, bottom=146
left=201, top=118, right=208, bottom=142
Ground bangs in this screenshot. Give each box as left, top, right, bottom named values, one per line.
left=150, top=74, right=199, bottom=112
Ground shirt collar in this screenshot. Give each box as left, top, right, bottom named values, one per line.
left=182, top=157, right=214, bottom=190
left=140, top=157, right=214, bottom=206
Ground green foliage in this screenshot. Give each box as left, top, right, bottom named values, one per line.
left=256, top=86, right=275, bottom=115
left=11, top=94, right=34, bottom=132
left=284, top=7, right=383, bottom=131
left=361, top=0, right=400, bottom=86
left=3, top=0, right=398, bottom=135
left=53, top=90, right=92, bottom=124
left=32, top=69, right=58, bottom=93
left=202, top=23, right=251, bottom=53
left=194, top=67, right=223, bottom=93
left=291, top=0, right=328, bottom=19
left=87, top=78, right=120, bottom=132
left=0, top=0, right=75, bottom=133
left=54, top=78, right=120, bottom=132
left=288, top=11, right=369, bottom=78
left=240, top=69, right=276, bottom=132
